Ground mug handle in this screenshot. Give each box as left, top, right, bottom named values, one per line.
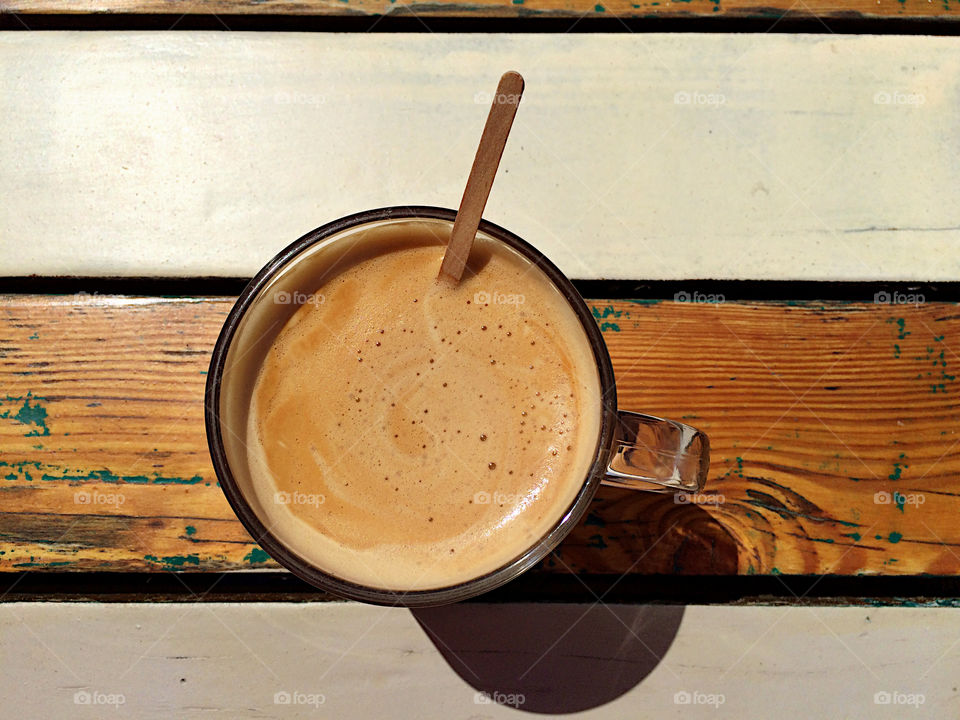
left=602, top=411, right=710, bottom=493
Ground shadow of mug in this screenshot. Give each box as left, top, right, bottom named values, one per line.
left=412, top=602, right=685, bottom=714
left=410, top=492, right=740, bottom=713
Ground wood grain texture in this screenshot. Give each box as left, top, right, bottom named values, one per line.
left=4, top=33, right=960, bottom=281
left=2, top=294, right=959, bottom=577
left=3, top=0, right=960, bottom=19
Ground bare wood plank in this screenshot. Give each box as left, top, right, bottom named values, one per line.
left=3, top=33, right=960, bottom=281
left=1, top=294, right=959, bottom=576
left=3, top=0, right=960, bottom=19
left=0, top=602, right=953, bottom=718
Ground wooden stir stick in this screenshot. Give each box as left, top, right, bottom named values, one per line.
left=438, top=71, right=525, bottom=284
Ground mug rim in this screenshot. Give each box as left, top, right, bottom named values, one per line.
left=204, top=206, right=618, bottom=606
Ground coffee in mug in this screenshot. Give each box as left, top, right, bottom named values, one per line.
left=206, top=207, right=709, bottom=606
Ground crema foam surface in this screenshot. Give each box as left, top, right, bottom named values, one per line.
left=247, top=223, right=602, bottom=590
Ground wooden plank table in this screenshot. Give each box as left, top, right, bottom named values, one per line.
left=0, top=603, right=953, bottom=718
left=2, top=26, right=960, bottom=720
left=4, top=0, right=960, bottom=22
left=3, top=295, right=959, bottom=577
left=3, top=34, right=959, bottom=281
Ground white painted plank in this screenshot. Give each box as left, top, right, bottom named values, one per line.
left=0, top=602, right=955, bottom=718
left=1, top=32, right=958, bottom=281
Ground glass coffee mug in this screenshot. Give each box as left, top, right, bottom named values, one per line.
left=205, top=206, right=709, bottom=606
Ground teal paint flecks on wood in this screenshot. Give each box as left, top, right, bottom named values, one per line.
left=927, top=335, right=955, bottom=393
left=0, top=393, right=50, bottom=437
left=243, top=547, right=270, bottom=564
left=0, top=460, right=204, bottom=486
left=591, top=304, right=626, bottom=332
left=591, top=305, right=625, bottom=319
left=889, top=318, right=954, bottom=393
left=719, top=456, right=744, bottom=480
left=865, top=597, right=960, bottom=608
left=894, top=318, right=910, bottom=339
left=144, top=553, right=201, bottom=569
left=888, top=453, right=908, bottom=482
